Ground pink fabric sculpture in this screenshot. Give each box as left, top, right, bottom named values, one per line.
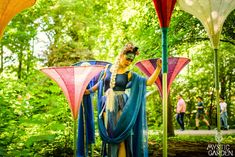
left=135, top=57, right=190, bottom=97
left=40, top=66, right=104, bottom=120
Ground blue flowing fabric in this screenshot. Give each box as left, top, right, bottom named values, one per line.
left=77, top=84, right=95, bottom=157
left=98, top=72, right=148, bottom=157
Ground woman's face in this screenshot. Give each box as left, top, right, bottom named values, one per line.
left=119, top=53, right=135, bottom=67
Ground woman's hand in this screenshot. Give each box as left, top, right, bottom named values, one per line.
left=146, top=59, right=162, bottom=86
left=84, top=89, right=90, bottom=95
left=84, top=84, right=98, bottom=95
left=156, top=59, right=162, bottom=68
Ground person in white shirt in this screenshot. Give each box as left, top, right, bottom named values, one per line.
left=220, top=96, right=228, bottom=130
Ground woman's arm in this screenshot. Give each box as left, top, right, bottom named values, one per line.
left=146, top=59, right=162, bottom=86
left=84, top=83, right=99, bottom=95
left=84, top=73, right=106, bottom=95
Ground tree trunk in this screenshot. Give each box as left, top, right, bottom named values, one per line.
left=220, top=77, right=226, bottom=97
left=220, top=63, right=226, bottom=98
left=208, top=92, right=214, bottom=126
left=18, top=52, right=23, bottom=79
left=228, top=73, right=232, bottom=103
left=227, top=73, right=232, bottom=120
left=168, top=93, right=175, bottom=137
left=26, top=51, right=31, bottom=75
left=26, top=39, right=34, bottom=76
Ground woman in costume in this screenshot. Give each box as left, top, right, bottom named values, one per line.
left=85, top=42, right=162, bottom=157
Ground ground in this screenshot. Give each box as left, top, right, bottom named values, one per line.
left=149, top=129, right=235, bottom=157
left=175, top=129, right=235, bottom=135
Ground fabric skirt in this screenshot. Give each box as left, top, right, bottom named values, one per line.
left=100, top=91, right=134, bottom=157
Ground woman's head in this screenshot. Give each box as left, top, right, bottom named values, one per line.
left=119, top=42, right=139, bottom=67
left=122, top=42, right=139, bottom=55
left=109, top=42, right=139, bottom=89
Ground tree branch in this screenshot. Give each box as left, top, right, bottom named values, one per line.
left=180, top=37, right=235, bottom=46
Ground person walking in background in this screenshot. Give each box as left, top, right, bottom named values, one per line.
left=194, top=96, right=211, bottom=130
left=176, top=94, right=186, bottom=131
left=220, top=96, right=228, bottom=130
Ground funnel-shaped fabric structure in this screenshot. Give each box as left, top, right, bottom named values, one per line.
left=151, top=1, right=177, bottom=156
left=40, top=66, right=104, bottom=120
left=0, top=0, right=36, bottom=38
left=135, top=57, right=190, bottom=97
left=73, top=60, right=110, bottom=67
left=73, top=60, right=111, bottom=85
left=178, top=1, right=235, bottom=152
left=73, top=61, right=111, bottom=157
left=152, top=0, right=177, bottom=28
left=177, top=0, right=235, bottom=49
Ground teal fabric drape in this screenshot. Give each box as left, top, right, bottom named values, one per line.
left=98, top=72, right=148, bottom=157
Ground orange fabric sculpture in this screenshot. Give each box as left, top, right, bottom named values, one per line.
left=0, top=0, right=36, bottom=38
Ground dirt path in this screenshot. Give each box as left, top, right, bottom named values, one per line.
left=175, top=129, right=235, bottom=135
left=148, top=129, right=235, bottom=157
left=149, top=129, right=235, bottom=136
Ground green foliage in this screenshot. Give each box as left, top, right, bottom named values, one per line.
left=0, top=70, right=73, bottom=156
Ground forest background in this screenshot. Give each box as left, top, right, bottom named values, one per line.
left=0, top=0, right=234, bottom=156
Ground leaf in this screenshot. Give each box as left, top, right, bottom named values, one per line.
left=25, top=134, right=56, bottom=148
